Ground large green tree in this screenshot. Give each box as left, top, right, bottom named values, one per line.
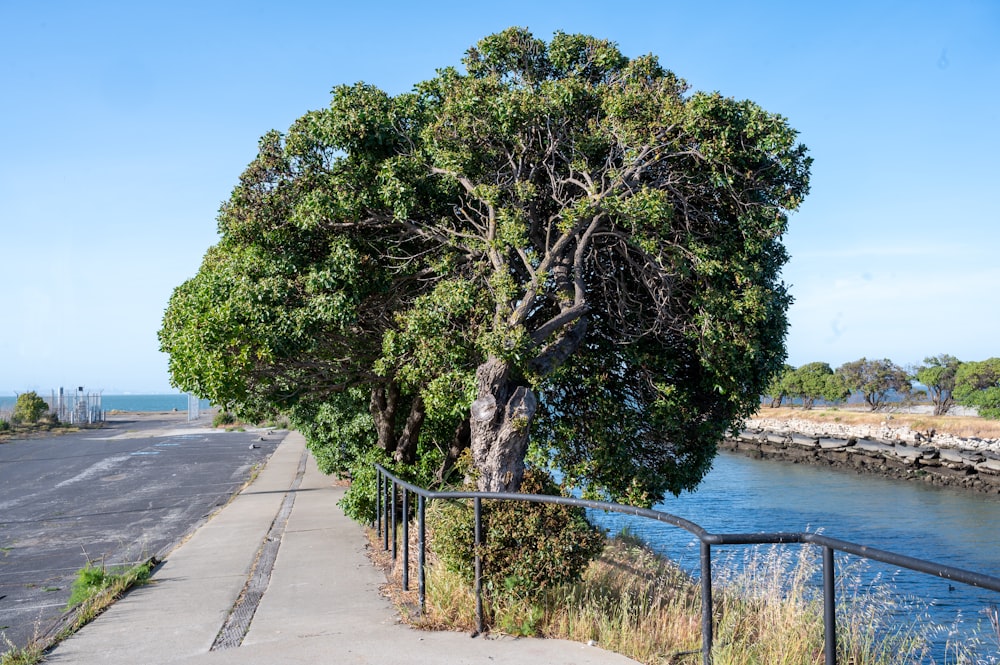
left=836, top=358, right=911, bottom=411
left=953, top=358, right=1000, bottom=419
left=160, top=28, right=810, bottom=503
left=764, top=364, right=795, bottom=408
left=914, top=354, right=962, bottom=416
left=784, top=362, right=848, bottom=410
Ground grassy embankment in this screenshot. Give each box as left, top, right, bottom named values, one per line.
left=752, top=406, right=1000, bottom=441
left=368, top=525, right=997, bottom=664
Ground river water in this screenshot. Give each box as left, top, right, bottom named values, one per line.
left=588, top=450, right=1000, bottom=659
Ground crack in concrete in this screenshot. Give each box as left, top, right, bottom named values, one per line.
left=210, top=450, right=308, bottom=651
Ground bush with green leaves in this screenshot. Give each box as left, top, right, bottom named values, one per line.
left=954, top=358, right=1000, bottom=419
left=429, top=468, right=605, bottom=602
left=12, top=391, right=48, bottom=424
left=212, top=410, right=236, bottom=427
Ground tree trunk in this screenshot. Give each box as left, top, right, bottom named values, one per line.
left=370, top=382, right=400, bottom=454
left=469, top=356, right=537, bottom=493
left=394, top=395, right=425, bottom=465
left=437, top=418, right=470, bottom=484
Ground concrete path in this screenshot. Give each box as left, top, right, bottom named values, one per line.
left=46, top=432, right=639, bottom=664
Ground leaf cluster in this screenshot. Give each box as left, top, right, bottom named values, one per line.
left=836, top=358, right=911, bottom=411
left=953, top=358, right=1000, bottom=419
left=427, top=469, right=605, bottom=602
left=12, top=391, right=49, bottom=425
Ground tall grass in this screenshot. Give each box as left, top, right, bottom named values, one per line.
left=371, top=525, right=982, bottom=664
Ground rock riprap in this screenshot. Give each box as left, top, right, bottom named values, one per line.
left=722, top=417, right=1000, bottom=493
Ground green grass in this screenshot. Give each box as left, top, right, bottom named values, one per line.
left=0, top=558, right=157, bottom=665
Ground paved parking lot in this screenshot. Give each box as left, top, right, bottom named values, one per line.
left=0, top=413, right=281, bottom=651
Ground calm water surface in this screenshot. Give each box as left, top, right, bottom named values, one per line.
left=589, top=450, right=1000, bottom=656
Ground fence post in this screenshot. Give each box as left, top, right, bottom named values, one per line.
left=402, top=488, right=410, bottom=591
left=382, top=476, right=390, bottom=551
left=418, top=494, right=426, bottom=612
left=474, top=496, right=484, bottom=635
left=376, top=471, right=382, bottom=534
left=701, top=541, right=713, bottom=665
left=391, top=481, right=398, bottom=560
left=823, top=546, right=838, bottom=665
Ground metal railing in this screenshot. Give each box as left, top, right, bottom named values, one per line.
left=374, top=464, right=1000, bottom=665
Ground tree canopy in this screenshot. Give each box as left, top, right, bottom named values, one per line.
left=836, top=358, right=911, bottom=411
left=782, top=362, right=848, bottom=410
left=159, top=28, right=811, bottom=506
left=914, top=354, right=961, bottom=416
left=954, top=358, right=1000, bottom=419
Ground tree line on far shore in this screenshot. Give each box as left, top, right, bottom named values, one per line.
left=764, top=355, right=1000, bottom=418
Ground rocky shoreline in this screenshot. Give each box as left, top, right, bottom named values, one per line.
left=722, top=417, right=1000, bottom=495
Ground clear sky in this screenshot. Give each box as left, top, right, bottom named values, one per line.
left=1, top=0, right=997, bottom=394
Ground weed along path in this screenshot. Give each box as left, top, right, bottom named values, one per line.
left=0, top=413, right=281, bottom=653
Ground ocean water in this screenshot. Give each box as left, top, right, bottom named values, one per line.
left=0, top=393, right=200, bottom=414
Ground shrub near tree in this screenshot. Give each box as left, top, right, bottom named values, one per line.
left=836, top=358, right=911, bottom=411
left=953, top=358, right=1000, bottom=419
left=12, top=391, right=49, bottom=424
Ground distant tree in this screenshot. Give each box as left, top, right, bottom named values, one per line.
left=914, top=354, right=961, bottom=416
left=764, top=364, right=795, bottom=408
left=836, top=358, right=911, bottom=411
left=953, top=358, right=1000, bottom=419
left=12, top=391, right=49, bottom=424
left=784, top=362, right=849, bottom=409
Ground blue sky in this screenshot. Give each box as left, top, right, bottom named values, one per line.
left=1, top=0, right=997, bottom=394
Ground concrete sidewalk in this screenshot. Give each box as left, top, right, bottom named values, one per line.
left=46, top=432, right=639, bottom=664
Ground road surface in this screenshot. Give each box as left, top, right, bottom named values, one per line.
left=0, top=412, right=282, bottom=651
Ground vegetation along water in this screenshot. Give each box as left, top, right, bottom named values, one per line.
left=588, top=450, right=1000, bottom=660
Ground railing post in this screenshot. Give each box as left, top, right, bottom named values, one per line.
left=824, top=546, right=838, bottom=665
left=418, top=494, right=426, bottom=612
left=701, top=541, right=713, bottom=665
left=474, top=496, right=484, bottom=635
left=402, top=488, right=410, bottom=591
left=382, top=474, right=390, bottom=551
left=391, top=481, right=398, bottom=560
left=376, top=471, right=382, bottom=535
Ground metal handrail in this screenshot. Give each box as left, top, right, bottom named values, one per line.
left=374, top=464, right=1000, bottom=665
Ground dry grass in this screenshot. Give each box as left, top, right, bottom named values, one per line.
left=755, top=406, right=1000, bottom=440
left=364, top=525, right=946, bottom=664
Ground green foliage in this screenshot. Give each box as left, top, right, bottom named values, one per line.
left=836, top=358, right=911, bottom=411
left=428, top=469, right=605, bottom=601
left=784, top=362, right=848, bottom=409
left=11, top=392, right=48, bottom=425
left=0, top=419, right=9, bottom=432
left=288, top=389, right=447, bottom=522
left=212, top=410, right=236, bottom=427
left=66, top=560, right=153, bottom=608
left=764, top=364, right=795, bottom=407
left=160, top=27, right=810, bottom=507
left=953, top=358, right=1000, bottom=419
left=915, top=354, right=962, bottom=416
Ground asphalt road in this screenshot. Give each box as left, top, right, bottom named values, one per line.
left=0, top=413, right=282, bottom=652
